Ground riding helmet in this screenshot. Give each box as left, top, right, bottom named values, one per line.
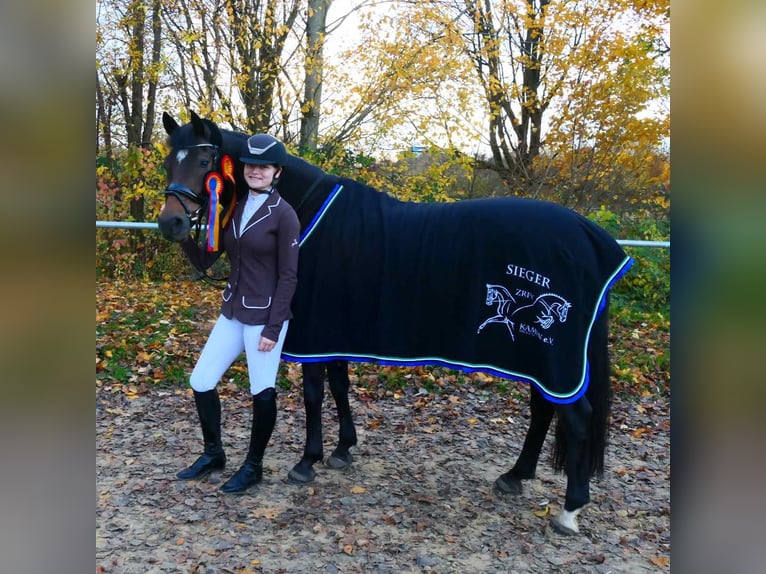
left=240, top=134, right=287, bottom=166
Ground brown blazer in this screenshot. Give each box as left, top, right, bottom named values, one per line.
left=182, top=191, right=300, bottom=341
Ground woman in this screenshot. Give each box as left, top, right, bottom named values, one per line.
left=176, top=133, right=300, bottom=494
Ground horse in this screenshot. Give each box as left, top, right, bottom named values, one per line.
left=477, top=284, right=517, bottom=338
left=156, top=111, right=633, bottom=536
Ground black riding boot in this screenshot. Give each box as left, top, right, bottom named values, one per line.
left=177, top=389, right=226, bottom=480
left=220, top=388, right=277, bottom=494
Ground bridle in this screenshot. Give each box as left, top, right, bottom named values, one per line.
left=162, top=142, right=220, bottom=226
left=163, top=182, right=208, bottom=225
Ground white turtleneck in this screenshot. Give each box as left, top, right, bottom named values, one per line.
left=238, top=190, right=270, bottom=235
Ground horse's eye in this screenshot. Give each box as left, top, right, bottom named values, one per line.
left=200, top=160, right=210, bottom=168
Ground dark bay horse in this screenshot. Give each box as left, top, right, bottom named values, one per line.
left=157, top=111, right=632, bottom=536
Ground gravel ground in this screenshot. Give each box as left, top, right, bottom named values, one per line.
left=97, top=378, right=670, bottom=573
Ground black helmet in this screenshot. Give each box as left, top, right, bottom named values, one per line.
left=240, top=134, right=287, bottom=166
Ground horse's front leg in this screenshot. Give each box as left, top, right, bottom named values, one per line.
left=550, top=397, right=593, bottom=536
left=494, top=386, right=554, bottom=496
left=477, top=315, right=502, bottom=333
left=325, top=360, right=357, bottom=469
left=287, top=362, right=326, bottom=483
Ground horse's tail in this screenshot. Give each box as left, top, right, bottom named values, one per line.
left=551, top=302, right=612, bottom=476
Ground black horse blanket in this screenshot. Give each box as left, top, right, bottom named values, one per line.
left=282, top=179, right=632, bottom=403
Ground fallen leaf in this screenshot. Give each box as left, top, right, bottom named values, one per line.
left=252, top=507, right=281, bottom=519
left=533, top=506, right=550, bottom=517
left=631, top=427, right=652, bottom=438
left=351, top=485, right=366, bottom=494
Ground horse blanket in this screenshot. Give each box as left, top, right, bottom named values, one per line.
left=282, top=179, right=632, bottom=403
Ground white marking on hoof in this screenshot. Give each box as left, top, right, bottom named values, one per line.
left=550, top=508, right=581, bottom=535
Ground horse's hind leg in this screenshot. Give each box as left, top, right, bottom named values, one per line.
left=494, top=386, right=554, bottom=496
left=288, top=362, right=326, bottom=483
left=550, top=396, right=593, bottom=535
left=325, top=360, right=357, bottom=469
left=550, top=310, right=611, bottom=535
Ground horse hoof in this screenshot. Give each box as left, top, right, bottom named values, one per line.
left=493, top=475, right=523, bottom=496
left=287, top=466, right=316, bottom=484
left=326, top=453, right=353, bottom=470
left=549, top=509, right=581, bottom=536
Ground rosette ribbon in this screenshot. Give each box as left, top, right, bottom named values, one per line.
left=205, top=172, right=224, bottom=252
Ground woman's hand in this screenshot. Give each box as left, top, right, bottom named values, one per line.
left=258, top=336, right=276, bottom=352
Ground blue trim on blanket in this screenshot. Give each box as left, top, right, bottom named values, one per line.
left=281, top=350, right=583, bottom=403
left=596, top=255, right=634, bottom=317
left=282, top=254, right=635, bottom=405
left=299, top=184, right=343, bottom=245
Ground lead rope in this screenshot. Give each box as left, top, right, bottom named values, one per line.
left=187, top=215, right=229, bottom=289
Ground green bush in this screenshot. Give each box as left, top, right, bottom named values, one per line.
left=588, top=207, right=670, bottom=316
left=97, top=144, right=194, bottom=280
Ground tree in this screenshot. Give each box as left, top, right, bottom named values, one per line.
left=420, top=0, right=669, bottom=207
left=97, top=0, right=163, bottom=221
left=226, top=0, right=302, bottom=132
left=159, top=0, right=302, bottom=134
left=299, top=0, right=332, bottom=151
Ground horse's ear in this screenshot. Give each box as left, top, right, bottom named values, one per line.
left=162, top=112, right=179, bottom=135
left=190, top=111, right=206, bottom=137
left=190, top=110, right=222, bottom=147
left=208, top=121, right=222, bottom=148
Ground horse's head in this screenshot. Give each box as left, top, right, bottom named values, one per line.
left=157, top=111, right=225, bottom=242
left=158, top=110, right=336, bottom=240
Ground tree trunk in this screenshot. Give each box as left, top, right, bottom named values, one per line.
left=299, top=0, right=332, bottom=151
left=141, top=0, right=162, bottom=147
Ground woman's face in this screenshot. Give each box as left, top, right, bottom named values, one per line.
left=244, top=163, right=281, bottom=191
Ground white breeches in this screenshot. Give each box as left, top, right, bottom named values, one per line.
left=189, top=315, right=289, bottom=395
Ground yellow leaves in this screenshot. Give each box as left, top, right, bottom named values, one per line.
left=649, top=556, right=670, bottom=568
left=252, top=506, right=282, bottom=519
left=631, top=427, right=653, bottom=439
left=350, top=485, right=367, bottom=494
left=490, top=417, right=513, bottom=424
left=533, top=505, right=550, bottom=517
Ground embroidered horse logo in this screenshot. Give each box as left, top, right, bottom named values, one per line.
left=477, top=284, right=517, bottom=340
left=511, top=293, right=572, bottom=330
left=477, top=286, right=572, bottom=342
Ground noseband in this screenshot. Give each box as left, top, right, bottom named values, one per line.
left=162, top=143, right=220, bottom=225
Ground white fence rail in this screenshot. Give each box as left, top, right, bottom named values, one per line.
left=95, top=221, right=670, bottom=248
